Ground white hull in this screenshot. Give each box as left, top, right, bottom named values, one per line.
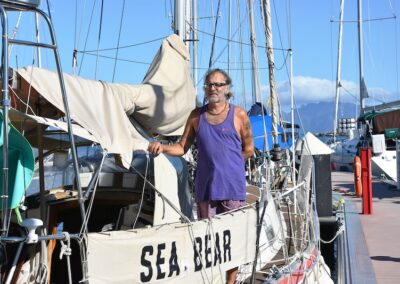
left=371, top=150, right=397, bottom=182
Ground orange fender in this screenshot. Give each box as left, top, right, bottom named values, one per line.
left=353, top=156, right=362, bottom=197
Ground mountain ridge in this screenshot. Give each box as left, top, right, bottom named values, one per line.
left=282, top=101, right=358, bottom=133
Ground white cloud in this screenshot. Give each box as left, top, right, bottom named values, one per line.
left=232, top=75, right=398, bottom=111
left=262, top=76, right=398, bottom=109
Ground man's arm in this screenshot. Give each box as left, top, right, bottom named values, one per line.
left=237, top=108, right=254, bottom=160
left=148, top=109, right=198, bottom=156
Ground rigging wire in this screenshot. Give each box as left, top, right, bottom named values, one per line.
left=270, top=0, right=292, bottom=131
left=384, top=0, right=400, bottom=101
left=271, top=0, right=290, bottom=69
left=79, top=149, right=108, bottom=236
left=207, top=0, right=222, bottom=72
left=237, top=0, right=247, bottom=110
left=73, top=0, right=89, bottom=73
left=74, top=0, right=78, bottom=56
left=46, top=0, right=53, bottom=22
left=394, top=9, right=400, bottom=100
left=94, top=0, right=105, bottom=79
left=196, top=26, right=289, bottom=51
left=75, top=52, right=150, bottom=65
left=7, top=12, right=22, bottom=56
left=78, top=0, right=99, bottom=76
left=132, top=154, right=149, bottom=229
left=119, top=155, right=192, bottom=223
left=79, top=36, right=168, bottom=53
left=73, top=0, right=78, bottom=73
left=111, top=0, right=126, bottom=82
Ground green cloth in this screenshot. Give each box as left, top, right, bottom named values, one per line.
left=0, top=110, right=35, bottom=210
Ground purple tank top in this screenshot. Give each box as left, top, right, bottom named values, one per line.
left=195, top=103, right=246, bottom=202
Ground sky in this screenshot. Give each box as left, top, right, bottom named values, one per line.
left=6, top=0, right=400, bottom=114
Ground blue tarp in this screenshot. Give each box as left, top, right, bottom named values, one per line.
left=249, top=115, right=292, bottom=151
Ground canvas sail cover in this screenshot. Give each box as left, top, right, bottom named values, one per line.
left=14, top=34, right=196, bottom=167
left=371, top=109, right=400, bottom=134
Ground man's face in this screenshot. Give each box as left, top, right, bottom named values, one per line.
left=204, top=72, right=229, bottom=103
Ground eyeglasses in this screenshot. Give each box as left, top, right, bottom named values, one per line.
left=204, top=82, right=228, bottom=89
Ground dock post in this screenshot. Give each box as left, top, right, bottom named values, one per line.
left=360, top=147, right=372, bottom=214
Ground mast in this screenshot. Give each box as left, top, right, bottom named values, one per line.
left=289, top=49, right=296, bottom=185
left=247, top=0, right=261, bottom=103
left=333, top=0, right=345, bottom=143
left=227, top=0, right=231, bottom=74
left=358, top=0, right=366, bottom=114
left=174, top=0, right=185, bottom=40
left=192, top=0, right=198, bottom=96
left=184, top=0, right=191, bottom=46
left=261, top=0, right=278, bottom=145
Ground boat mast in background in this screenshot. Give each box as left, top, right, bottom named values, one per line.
left=174, top=0, right=191, bottom=45
left=192, top=0, right=198, bottom=97
left=261, top=0, right=278, bottom=147
left=248, top=0, right=262, bottom=104
left=333, top=0, right=367, bottom=140
left=333, top=0, right=345, bottom=144
left=358, top=0, right=367, bottom=114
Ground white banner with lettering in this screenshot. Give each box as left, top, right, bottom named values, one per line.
left=87, top=208, right=257, bottom=283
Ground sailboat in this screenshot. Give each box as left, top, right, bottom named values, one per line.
left=0, top=1, right=333, bottom=283
left=330, top=0, right=400, bottom=186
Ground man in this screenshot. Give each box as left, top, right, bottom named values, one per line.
left=148, top=68, right=254, bottom=283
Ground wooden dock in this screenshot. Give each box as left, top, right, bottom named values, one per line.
left=331, top=171, right=400, bottom=284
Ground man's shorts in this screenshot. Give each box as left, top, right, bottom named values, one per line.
left=197, top=200, right=246, bottom=220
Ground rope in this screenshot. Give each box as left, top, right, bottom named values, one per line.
left=320, top=223, right=345, bottom=244
left=120, top=155, right=191, bottom=223
left=79, top=149, right=108, bottom=236
left=132, top=153, right=150, bottom=229
left=8, top=86, right=36, bottom=116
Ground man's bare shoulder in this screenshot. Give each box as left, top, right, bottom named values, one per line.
left=233, top=105, right=249, bottom=119
left=186, top=107, right=202, bottom=129
left=189, top=107, right=202, bottom=118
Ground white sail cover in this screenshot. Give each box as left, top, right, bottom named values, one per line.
left=15, top=34, right=196, bottom=167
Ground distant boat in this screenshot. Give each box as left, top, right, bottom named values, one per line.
left=330, top=0, right=399, bottom=184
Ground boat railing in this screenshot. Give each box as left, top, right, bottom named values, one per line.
left=0, top=0, right=86, bottom=233
left=0, top=217, right=81, bottom=284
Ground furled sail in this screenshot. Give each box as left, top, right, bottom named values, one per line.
left=13, top=34, right=196, bottom=167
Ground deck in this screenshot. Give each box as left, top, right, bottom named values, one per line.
left=331, top=171, right=400, bottom=284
